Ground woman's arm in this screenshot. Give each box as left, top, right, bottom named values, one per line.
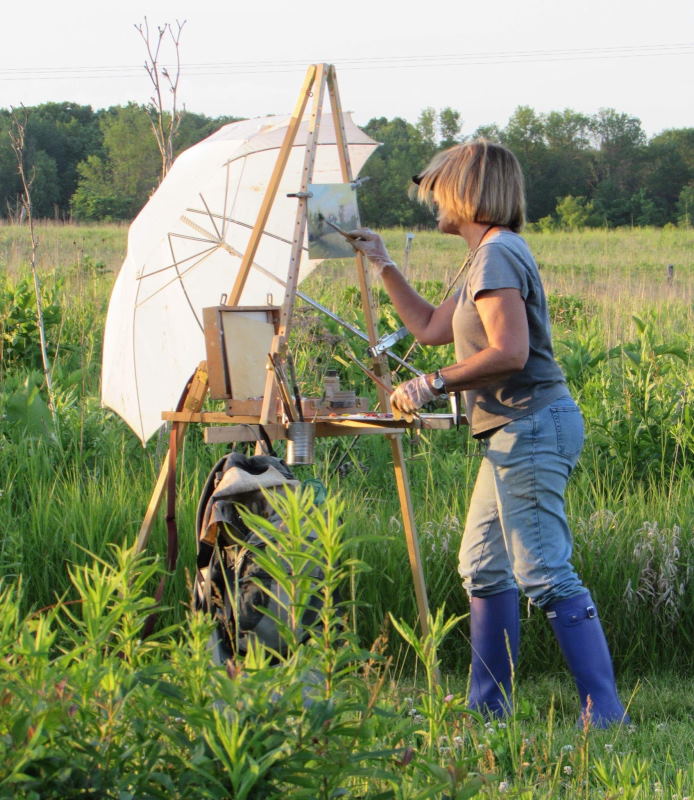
left=380, top=264, right=456, bottom=345
left=389, top=287, right=529, bottom=414
left=347, top=229, right=457, bottom=344
left=438, top=288, right=529, bottom=390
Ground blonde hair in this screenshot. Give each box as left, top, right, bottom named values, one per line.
left=412, top=140, right=526, bottom=232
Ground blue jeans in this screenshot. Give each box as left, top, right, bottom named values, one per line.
left=458, top=395, right=586, bottom=608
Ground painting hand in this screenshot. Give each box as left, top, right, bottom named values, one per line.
left=348, top=228, right=396, bottom=276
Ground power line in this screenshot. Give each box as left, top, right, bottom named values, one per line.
left=0, top=43, right=691, bottom=82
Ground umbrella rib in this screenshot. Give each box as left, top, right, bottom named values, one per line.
left=199, top=192, right=222, bottom=240
left=138, top=244, right=219, bottom=280
left=222, top=141, right=374, bottom=167
left=135, top=243, right=223, bottom=309
left=131, top=263, right=148, bottom=442
left=167, top=232, right=204, bottom=332
left=221, top=161, right=231, bottom=240
left=184, top=207, right=309, bottom=251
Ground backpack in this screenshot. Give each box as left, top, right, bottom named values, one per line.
left=193, top=452, right=324, bottom=664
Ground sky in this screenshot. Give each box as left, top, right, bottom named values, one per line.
left=1, top=0, right=692, bottom=138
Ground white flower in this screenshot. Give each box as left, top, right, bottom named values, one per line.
left=562, top=744, right=574, bottom=752
left=563, top=765, right=573, bottom=775
left=453, top=736, right=464, bottom=747
left=604, top=743, right=614, bottom=752
left=498, top=781, right=510, bottom=793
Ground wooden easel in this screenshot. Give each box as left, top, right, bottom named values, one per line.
left=136, top=64, right=440, bottom=642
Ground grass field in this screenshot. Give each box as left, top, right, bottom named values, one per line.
left=0, top=222, right=692, bottom=798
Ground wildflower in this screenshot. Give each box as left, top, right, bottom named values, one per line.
left=563, top=765, right=573, bottom=775
left=656, top=722, right=667, bottom=730
left=404, top=697, right=414, bottom=707
left=652, top=782, right=662, bottom=794
left=444, top=693, right=454, bottom=703
left=562, top=744, right=574, bottom=753
left=498, top=721, right=507, bottom=729
left=627, top=724, right=637, bottom=734
left=413, top=714, right=425, bottom=724
left=439, top=746, right=451, bottom=756
left=453, top=736, right=464, bottom=747
left=604, top=743, right=614, bottom=752
left=498, top=781, right=510, bottom=793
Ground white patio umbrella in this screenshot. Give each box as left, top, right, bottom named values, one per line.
left=101, top=113, right=378, bottom=443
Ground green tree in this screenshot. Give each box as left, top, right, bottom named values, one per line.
left=71, top=104, right=160, bottom=220
left=588, top=108, right=646, bottom=225
left=25, top=103, right=101, bottom=213
left=555, top=195, right=598, bottom=230
left=501, top=106, right=550, bottom=220
left=0, top=112, right=21, bottom=217
left=438, top=107, right=462, bottom=148
left=416, top=107, right=437, bottom=148
left=359, top=117, right=436, bottom=228
left=641, top=128, right=694, bottom=222
left=675, top=182, right=694, bottom=226
left=0, top=103, right=100, bottom=219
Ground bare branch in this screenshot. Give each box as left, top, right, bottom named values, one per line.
left=8, top=106, right=58, bottom=425
left=135, top=16, right=187, bottom=180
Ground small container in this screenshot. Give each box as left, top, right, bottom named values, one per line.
left=286, top=421, right=316, bottom=465
left=323, top=370, right=340, bottom=400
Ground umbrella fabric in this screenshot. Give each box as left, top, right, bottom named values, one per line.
left=101, top=113, right=378, bottom=443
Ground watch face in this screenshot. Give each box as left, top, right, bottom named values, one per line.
left=432, top=375, right=445, bottom=392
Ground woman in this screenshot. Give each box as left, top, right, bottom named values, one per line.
left=351, top=140, right=629, bottom=727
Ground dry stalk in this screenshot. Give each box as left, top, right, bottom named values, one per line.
left=8, top=106, right=58, bottom=425
left=135, top=16, right=187, bottom=180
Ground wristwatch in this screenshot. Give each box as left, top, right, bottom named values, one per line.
left=430, top=370, right=447, bottom=395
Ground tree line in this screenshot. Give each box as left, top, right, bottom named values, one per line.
left=1, top=101, right=692, bottom=229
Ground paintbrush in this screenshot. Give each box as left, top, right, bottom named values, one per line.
left=286, top=352, right=304, bottom=422
left=317, top=213, right=363, bottom=242
left=268, top=353, right=296, bottom=421
left=340, top=352, right=418, bottom=423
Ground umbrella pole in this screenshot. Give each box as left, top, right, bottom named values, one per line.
left=326, top=66, right=435, bottom=658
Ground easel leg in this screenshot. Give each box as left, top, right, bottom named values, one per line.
left=388, top=435, right=431, bottom=637
left=136, top=364, right=208, bottom=554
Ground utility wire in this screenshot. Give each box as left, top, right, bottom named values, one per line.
left=1, top=43, right=692, bottom=81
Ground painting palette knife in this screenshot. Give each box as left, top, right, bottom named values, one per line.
left=307, top=183, right=361, bottom=259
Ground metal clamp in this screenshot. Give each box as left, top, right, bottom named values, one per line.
left=367, top=326, right=410, bottom=358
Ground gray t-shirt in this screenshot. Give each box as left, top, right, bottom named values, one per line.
left=451, top=230, right=567, bottom=436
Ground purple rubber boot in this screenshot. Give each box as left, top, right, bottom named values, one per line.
left=468, top=588, right=520, bottom=717
left=546, top=591, right=630, bottom=728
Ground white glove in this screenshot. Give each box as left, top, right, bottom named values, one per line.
left=348, top=228, right=396, bottom=276
left=390, top=375, right=436, bottom=414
